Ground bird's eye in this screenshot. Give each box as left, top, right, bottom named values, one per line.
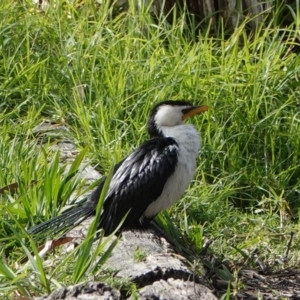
left=181, top=107, right=193, bottom=114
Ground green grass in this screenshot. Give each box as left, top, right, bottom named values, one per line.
left=1, top=0, right=300, bottom=297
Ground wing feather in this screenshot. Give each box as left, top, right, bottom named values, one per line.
left=99, top=137, right=178, bottom=235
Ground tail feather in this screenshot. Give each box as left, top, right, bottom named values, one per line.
left=28, top=203, right=95, bottom=237
left=28, top=178, right=106, bottom=238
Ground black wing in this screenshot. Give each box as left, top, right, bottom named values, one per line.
left=98, top=137, right=178, bottom=235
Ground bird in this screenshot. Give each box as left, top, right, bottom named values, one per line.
left=28, top=100, right=209, bottom=238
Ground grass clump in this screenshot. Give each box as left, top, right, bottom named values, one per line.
left=1, top=0, right=300, bottom=297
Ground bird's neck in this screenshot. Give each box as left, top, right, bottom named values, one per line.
left=157, top=124, right=201, bottom=156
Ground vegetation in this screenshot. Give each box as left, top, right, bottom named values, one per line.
left=0, top=0, right=300, bottom=298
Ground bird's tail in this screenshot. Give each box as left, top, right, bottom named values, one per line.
left=27, top=200, right=95, bottom=238
left=28, top=178, right=105, bottom=238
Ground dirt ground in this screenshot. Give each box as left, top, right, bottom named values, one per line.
left=210, top=266, right=300, bottom=299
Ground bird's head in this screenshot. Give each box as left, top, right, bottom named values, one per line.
left=147, top=100, right=209, bottom=137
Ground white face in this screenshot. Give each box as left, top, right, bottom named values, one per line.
left=154, top=104, right=191, bottom=127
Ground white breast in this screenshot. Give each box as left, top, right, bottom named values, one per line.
left=143, top=124, right=201, bottom=218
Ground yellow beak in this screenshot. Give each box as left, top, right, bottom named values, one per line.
left=182, top=105, right=209, bottom=120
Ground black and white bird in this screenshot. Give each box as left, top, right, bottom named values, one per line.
left=28, top=100, right=208, bottom=237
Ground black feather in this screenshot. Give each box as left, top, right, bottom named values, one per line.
left=98, top=137, right=178, bottom=235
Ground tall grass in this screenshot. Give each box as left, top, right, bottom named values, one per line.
left=1, top=0, right=300, bottom=297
